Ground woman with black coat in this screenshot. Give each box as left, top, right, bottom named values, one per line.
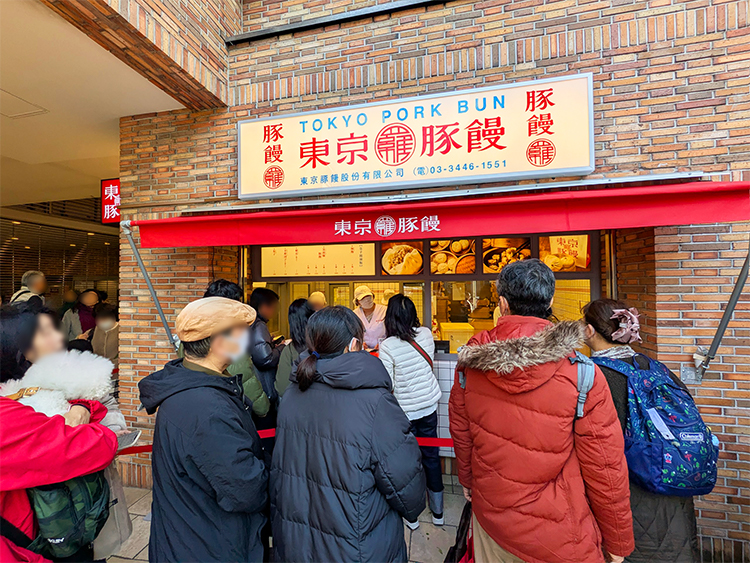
left=271, top=306, right=426, bottom=563
left=583, top=298, right=699, bottom=563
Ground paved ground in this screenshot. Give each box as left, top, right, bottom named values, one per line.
left=112, top=476, right=465, bottom=563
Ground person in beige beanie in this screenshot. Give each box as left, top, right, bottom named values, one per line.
left=138, top=296, right=269, bottom=563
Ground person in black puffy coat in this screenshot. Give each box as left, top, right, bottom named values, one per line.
left=271, top=306, right=426, bottom=563
left=139, top=297, right=268, bottom=563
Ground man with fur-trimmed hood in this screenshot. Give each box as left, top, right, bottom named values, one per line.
left=449, top=259, right=635, bottom=563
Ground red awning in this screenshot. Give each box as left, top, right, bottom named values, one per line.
left=133, top=182, right=750, bottom=248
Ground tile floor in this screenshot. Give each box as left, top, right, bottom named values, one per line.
left=113, top=482, right=466, bottom=563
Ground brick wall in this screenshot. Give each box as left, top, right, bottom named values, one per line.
left=614, top=227, right=659, bottom=355
left=653, top=222, right=750, bottom=556
left=41, top=0, right=241, bottom=108
left=117, top=245, right=238, bottom=485
left=242, top=0, right=392, bottom=31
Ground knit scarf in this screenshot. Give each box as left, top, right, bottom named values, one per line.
left=591, top=345, right=636, bottom=360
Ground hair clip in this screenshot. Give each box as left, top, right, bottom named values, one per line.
left=312, top=351, right=320, bottom=359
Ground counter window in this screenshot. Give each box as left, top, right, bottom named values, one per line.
left=247, top=231, right=602, bottom=352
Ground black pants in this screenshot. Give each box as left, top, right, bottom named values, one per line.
left=409, top=410, right=444, bottom=493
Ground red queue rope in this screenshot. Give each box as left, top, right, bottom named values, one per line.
left=119, top=431, right=454, bottom=456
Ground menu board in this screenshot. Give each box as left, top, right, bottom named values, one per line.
left=539, top=234, right=590, bottom=271
left=482, top=238, right=531, bottom=274
left=381, top=242, right=424, bottom=275
left=261, top=244, right=376, bottom=277
left=429, top=239, right=476, bottom=274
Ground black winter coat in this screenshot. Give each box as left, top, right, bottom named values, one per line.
left=139, top=359, right=269, bottom=563
left=599, top=355, right=699, bottom=563
left=248, top=316, right=284, bottom=402
left=271, top=351, right=426, bottom=563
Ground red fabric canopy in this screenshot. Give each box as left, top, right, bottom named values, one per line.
left=133, top=182, right=750, bottom=248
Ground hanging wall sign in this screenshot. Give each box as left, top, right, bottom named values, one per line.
left=101, top=178, right=121, bottom=224
left=237, top=73, right=594, bottom=199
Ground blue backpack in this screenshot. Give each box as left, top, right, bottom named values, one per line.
left=591, top=354, right=718, bottom=496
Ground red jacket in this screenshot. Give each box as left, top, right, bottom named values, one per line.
left=0, top=398, right=117, bottom=562
left=449, top=316, right=634, bottom=563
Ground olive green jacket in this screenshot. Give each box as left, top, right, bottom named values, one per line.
left=177, top=344, right=270, bottom=417
left=276, top=344, right=302, bottom=397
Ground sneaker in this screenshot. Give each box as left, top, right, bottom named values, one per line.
left=432, top=512, right=444, bottom=526
left=405, top=519, right=420, bottom=531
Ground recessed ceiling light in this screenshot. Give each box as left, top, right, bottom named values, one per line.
left=70, top=244, right=76, bottom=247
left=24, top=246, right=30, bottom=249
left=104, top=242, right=110, bottom=246
left=11, top=237, right=18, bottom=240
left=87, top=233, right=95, bottom=236
left=11, top=221, right=21, bottom=225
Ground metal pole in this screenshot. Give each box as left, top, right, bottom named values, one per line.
left=697, top=230, right=750, bottom=378
left=121, top=220, right=179, bottom=353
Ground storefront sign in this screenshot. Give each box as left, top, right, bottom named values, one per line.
left=238, top=74, right=594, bottom=199
left=101, top=178, right=121, bottom=224
left=261, top=243, right=375, bottom=277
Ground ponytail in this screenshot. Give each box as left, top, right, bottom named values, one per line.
left=295, top=306, right=364, bottom=393
left=296, top=353, right=318, bottom=392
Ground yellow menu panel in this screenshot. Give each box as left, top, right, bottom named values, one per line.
left=261, top=244, right=376, bottom=277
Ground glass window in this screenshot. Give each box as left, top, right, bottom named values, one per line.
left=552, top=279, right=591, bottom=322
left=431, top=280, right=496, bottom=351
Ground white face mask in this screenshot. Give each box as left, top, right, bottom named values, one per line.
left=227, top=329, right=251, bottom=363
left=97, top=320, right=116, bottom=331
left=348, top=337, right=361, bottom=353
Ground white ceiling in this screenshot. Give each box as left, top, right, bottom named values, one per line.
left=0, top=0, right=183, bottom=206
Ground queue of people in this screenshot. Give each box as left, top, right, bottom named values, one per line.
left=0, top=263, right=708, bottom=563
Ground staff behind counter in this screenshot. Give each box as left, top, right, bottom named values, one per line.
left=352, top=285, right=386, bottom=350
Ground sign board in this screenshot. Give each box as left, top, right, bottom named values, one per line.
left=261, top=243, right=376, bottom=277
left=101, top=179, right=121, bottom=224
left=238, top=74, right=594, bottom=199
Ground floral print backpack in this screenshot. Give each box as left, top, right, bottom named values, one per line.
left=592, top=354, right=719, bottom=496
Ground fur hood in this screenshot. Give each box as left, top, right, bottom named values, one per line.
left=0, top=350, right=125, bottom=430
left=458, top=319, right=586, bottom=393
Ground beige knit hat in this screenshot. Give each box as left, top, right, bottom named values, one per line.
left=175, top=297, right=256, bottom=342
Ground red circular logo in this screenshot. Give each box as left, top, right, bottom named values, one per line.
left=375, top=123, right=416, bottom=166
left=526, top=139, right=556, bottom=167
left=263, top=166, right=284, bottom=190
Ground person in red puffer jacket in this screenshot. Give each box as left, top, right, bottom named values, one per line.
left=449, top=259, right=634, bottom=563
left=0, top=304, right=117, bottom=562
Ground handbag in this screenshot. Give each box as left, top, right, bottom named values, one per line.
left=93, top=463, right=133, bottom=559
left=445, top=501, right=473, bottom=563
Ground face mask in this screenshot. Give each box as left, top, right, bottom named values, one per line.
left=348, top=337, right=360, bottom=353
left=227, top=329, right=250, bottom=363
left=97, top=320, right=116, bottom=331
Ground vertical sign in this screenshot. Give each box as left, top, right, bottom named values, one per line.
left=101, top=178, right=121, bottom=224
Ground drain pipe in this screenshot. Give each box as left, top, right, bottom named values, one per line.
left=121, top=220, right=179, bottom=353
left=695, top=230, right=750, bottom=379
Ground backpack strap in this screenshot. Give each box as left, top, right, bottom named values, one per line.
left=0, top=516, right=32, bottom=550
left=569, top=351, right=596, bottom=418
left=9, top=290, right=31, bottom=304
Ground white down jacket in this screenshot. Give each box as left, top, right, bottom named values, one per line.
left=379, top=327, right=441, bottom=420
